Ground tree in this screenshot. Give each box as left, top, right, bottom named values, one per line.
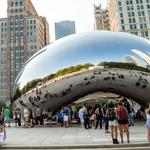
left=0, top=101, right=6, bottom=111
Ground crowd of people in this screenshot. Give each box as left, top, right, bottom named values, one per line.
left=77, top=99, right=131, bottom=144
left=0, top=98, right=150, bottom=145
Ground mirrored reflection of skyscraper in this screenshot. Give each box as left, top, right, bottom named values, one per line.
left=0, top=0, right=50, bottom=102
left=55, top=20, right=76, bottom=40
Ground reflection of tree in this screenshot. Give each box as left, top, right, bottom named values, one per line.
left=22, top=79, right=42, bottom=94
left=42, top=63, right=94, bottom=82
left=42, top=74, right=55, bottom=83
left=53, top=63, right=94, bottom=77
left=98, top=62, right=150, bottom=72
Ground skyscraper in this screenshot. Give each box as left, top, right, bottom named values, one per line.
left=0, top=0, right=50, bottom=102
left=107, top=0, right=150, bottom=39
left=55, top=20, right=76, bottom=40
left=94, top=4, right=110, bottom=30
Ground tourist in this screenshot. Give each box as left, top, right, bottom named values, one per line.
left=145, top=103, right=150, bottom=143
left=29, top=109, right=34, bottom=127
left=102, top=103, right=109, bottom=133
left=83, top=106, right=91, bottom=129
left=68, top=105, right=73, bottom=124
left=78, top=107, right=85, bottom=127
left=23, top=106, right=29, bottom=128
left=13, top=108, right=18, bottom=127
left=0, top=109, right=6, bottom=144
left=117, top=100, right=130, bottom=143
left=4, top=106, right=11, bottom=127
left=89, top=109, right=96, bottom=127
left=35, top=106, right=41, bottom=126
left=17, top=108, right=21, bottom=127
left=123, top=98, right=134, bottom=126
left=47, top=108, right=52, bottom=127
left=42, top=110, right=47, bottom=126
left=63, top=106, right=69, bottom=127
left=95, top=104, right=103, bottom=129
left=108, top=102, right=119, bottom=144
left=56, top=110, right=63, bottom=127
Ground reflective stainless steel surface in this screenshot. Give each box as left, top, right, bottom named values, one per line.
left=13, top=31, right=150, bottom=108
left=14, top=31, right=150, bottom=89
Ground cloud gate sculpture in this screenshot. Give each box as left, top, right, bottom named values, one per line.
left=13, top=31, right=150, bottom=110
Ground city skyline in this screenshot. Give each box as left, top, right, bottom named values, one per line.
left=0, top=0, right=106, bottom=41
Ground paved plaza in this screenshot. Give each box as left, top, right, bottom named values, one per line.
left=1, top=121, right=149, bottom=149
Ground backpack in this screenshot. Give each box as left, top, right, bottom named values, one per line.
left=118, top=106, right=128, bottom=120
left=108, top=108, right=116, bottom=120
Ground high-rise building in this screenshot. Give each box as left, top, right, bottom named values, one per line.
left=0, top=0, right=50, bottom=102
left=55, top=20, right=76, bottom=40
left=107, top=0, right=150, bottom=39
left=94, top=4, right=110, bottom=30
left=123, top=55, right=145, bottom=67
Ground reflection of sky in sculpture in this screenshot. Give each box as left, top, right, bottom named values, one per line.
left=15, top=31, right=150, bottom=89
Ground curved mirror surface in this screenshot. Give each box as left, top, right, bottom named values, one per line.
left=14, top=31, right=150, bottom=90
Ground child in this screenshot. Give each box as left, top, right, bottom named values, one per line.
left=0, top=125, right=6, bottom=144
left=0, top=109, right=6, bottom=145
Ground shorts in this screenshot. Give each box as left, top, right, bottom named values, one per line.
left=4, top=116, right=10, bottom=122
left=109, top=119, right=118, bottom=126
left=118, top=119, right=128, bottom=124
left=146, top=118, right=150, bottom=128
left=63, top=115, right=68, bottom=122
left=36, top=116, right=41, bottom=121
left=80, top=118, right=84, bottom=123
left=47, top=117, right=52, bottom=121
left=24, top=117, right=29, bottom=122
left=57, top=118, right=62, bottom=123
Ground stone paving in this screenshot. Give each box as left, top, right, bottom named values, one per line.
left=2, top=121, right=148, bottom=147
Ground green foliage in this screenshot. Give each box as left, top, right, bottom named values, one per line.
left=98, top=62, right=150, bottom=72
left=43, top=74, right=55, bottom=83
left=0, top=101, right=7, bottom=111
left=21, top=78, right=42, bottom=94
left=54, top=63, right=94, bottom=78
